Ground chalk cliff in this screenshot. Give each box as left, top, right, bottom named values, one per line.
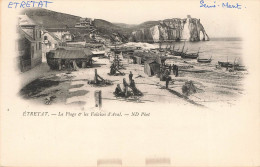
left=129, top=15, right=210, bottom=42
left=21, top=9, right=209, bottom=43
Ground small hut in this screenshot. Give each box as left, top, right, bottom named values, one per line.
left=144, top=57, right=162, bottom=77
left=46, top=48, right=93, bottom=70
left=133, top=56, right=142, bottom=64
left=132, top=51, right=167, bottom=65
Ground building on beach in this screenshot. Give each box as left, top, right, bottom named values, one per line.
left=46, top=48, right=93, bottom=70
left=42, top=31, right=67, bottom=62
left=16, top=15, right=42, bottom=72
left=144, top=59, right=161, bottom=77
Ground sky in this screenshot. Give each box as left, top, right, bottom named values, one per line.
left=4, top=0, right=254, bottom=38
left=44, top=0, right=252, bottom=38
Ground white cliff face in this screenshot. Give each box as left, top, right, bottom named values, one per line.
left=158, top=25, right=168, bottom=40
left=182, top=19, right=190, bottom=41
left=129, top=16, right=209, bottom=42
left=150, top=25, right=160, bottom=42
left=197, top=21, right=210, bottom=41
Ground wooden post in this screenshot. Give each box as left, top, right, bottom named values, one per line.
left=94, top=69, right=98, bottom=84
left=94, top=90, right=102, bottom=109
left=97, top=74, right=105, bottom=82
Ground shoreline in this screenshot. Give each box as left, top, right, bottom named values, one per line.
left=19, top=45, right=247, bottom=110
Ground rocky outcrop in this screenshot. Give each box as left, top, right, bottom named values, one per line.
left=129, top=15, right=209, bottom=42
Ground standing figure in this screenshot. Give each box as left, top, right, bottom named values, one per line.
left=165, top=76, right=171, bottom=89
left=129, top=71, right=133, bottom=82
left=165, top=69, right=170, bottom=76
left=159, top=68, right=163, bottom=81
left=110, top=63, right=115, bottom=75
left=172, top=64, right=176, bottom=75
left=169, top=64, right=172, bottom=75
left=130, top=79, right=136, bottom=89
left=175, top=65, right=179, bottom=77
left=123, top=78, right=129, bottom=97
left=123, top=78, right=128, bottom=88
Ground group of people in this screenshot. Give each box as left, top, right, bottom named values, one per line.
left=168, top=64, right=179, bottom=77
left=159, top=69, right=172, bottom=89
left=160, top=64, right=179, bottom=77
left=159, top=63, right=180, bottom=89
left=114, top=71, right=143, bottom=97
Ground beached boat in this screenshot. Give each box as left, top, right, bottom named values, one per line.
left=234, top=65, right=247, bottom=71
left=197, top=57, right=212, bottom=63
left=218, top=61, right=247, bottom=71
left=170, top=49, right=180, bottom=56
left=181, top=53, right=199, bottom=59
left=181, top=47, right=201, bottom=59
left=170, top=44, right=185, bottom=56
left=170, top=42, right=199, bottom=58
left=218, top=61, right=234, bottom=68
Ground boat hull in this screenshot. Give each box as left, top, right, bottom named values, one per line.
left=181, top=54, right=199, bottom=59
left=197, top=59, right=212, bottom=63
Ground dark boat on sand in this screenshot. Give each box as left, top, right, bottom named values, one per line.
left=218, top=61, right=234, bottom=68
left=218, top=61, right=247, bottom=71
left=197, top=57, right=212, bottom=63
left=234, top=65, right=247, bottom=71
left=181, top=47, right=201, bottom=59
left=181, top=52, right=199, bottom=59
left=170, top=42, right=186, bottom=56
left=171, top=49, right=182, bottom=56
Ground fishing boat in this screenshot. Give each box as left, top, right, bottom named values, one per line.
left=218, top=61, right=234, bottom=68
left=218, top=61, right=247, bottom=71
left=197, top=56, right=212, bottom=63
left=171, top=49, right=182, bottom=56
left=234, top=65, right=247, bottom=71
left=181, top=47, right=200, bottom=59
left=170, top=42, right=186, bottom=56
left=218, top=56, right=239, bottom=68
left=181, top=53, right=199, bottom=59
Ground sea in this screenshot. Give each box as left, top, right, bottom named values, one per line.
left=157, top=37, right=243, bottom=65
